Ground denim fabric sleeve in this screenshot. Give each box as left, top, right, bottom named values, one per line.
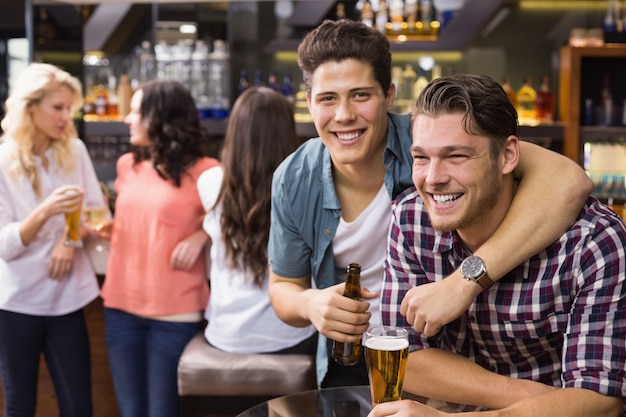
left=268, top=152, right=314, bottom=279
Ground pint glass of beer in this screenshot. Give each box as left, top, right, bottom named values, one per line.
left=364, top=325, right=409, bottom=407
left=64, top=188, right=83, bottom=248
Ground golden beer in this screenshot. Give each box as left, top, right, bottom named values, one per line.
left=365, top=327, right=409, bottom=407
left=65, top=206, right=83, bottom=248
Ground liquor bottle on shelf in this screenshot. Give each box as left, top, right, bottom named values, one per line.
left=207, top=39, right=230, bottom=119
left=268, top=71, right=281, bottom=92
left=398, top=64, right=417, bottom=113
left=117, top=74, right=132, bottom=119
left=93, top=84, right=108, bottom=120
left=237, top=69, right=249, bottom=98
left=282, top=72, right=295, bottom=104
left=501, top=75, right=517, bottom=109
left=253, top=69, right=264, bottom=87
left=335, top=2, right=346, bottom=20
left=420, top=0, right=434, bottom=34
left=361, top=0, right=374, bottom=28
left=389, top=0, right=404, bottom=35
left=535, top=75, right=554, bottom=123
left=406, top=0, right=418, bottom=34
left=375, top=0, right=389, bottom=34
left=106, top=75, right=119, bottom=120
left=516, top=76, right=537, bottom=126
left=601, top=74, right=613, bottom=126
left=413, top=67, right=429, bottom=99
left=139, top=40, right=157, bottom=83
left=331, top=263, right=363, bottom=367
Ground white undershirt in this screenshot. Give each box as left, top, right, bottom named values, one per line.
left=333, top=183, right=391, bottom=328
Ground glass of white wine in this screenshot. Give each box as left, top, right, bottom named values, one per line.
left=84, top=206, right=109, bottom=232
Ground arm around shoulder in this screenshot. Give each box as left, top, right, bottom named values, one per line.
left=475, top=141, right=592, bottom=281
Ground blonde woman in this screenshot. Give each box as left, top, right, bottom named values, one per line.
left=0, top=63, right=104, bottom=416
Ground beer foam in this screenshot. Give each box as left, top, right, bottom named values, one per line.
left=365, top=337, right=408, bottom=351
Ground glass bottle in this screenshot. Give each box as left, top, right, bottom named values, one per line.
left=535, top=75, right=554, bottom=123
left=281, top=71, right=295, bottom=105
left=237, top=69, right=249, bottom=98
left=375, top=0, right=389, bottom=34
left=389, top=0, right=404, bottom=35
left=406, top=0, right=418, bottom=34
left=501, top=75, right=517, bottom=109
left=601, top=74, right=613, bottom=126
left=117, top=74, right=132, bottom=119
left=139, top=40, right=157, bottom=83
left=413, top=67, right=430, bottom=100
left=361, top=0, right=374, bottom=27
left=399, top=64, right=417, bottom=113
left=516, top=76, right=537, bottom=126
left=268, top=71, right=281, bottom=92
left=207, top=39, right=230, bottom=119
left=332, top=263, right=363, bottom=366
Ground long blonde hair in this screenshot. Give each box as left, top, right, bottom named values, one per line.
left=0, top=63, right=83, bottom=197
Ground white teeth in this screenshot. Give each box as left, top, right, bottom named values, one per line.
left=336, top=131, right=360, bottom=141
left=433, top=194, right=461, bottom=204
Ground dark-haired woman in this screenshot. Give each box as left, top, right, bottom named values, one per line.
left=197, top=86, right=316, bottom=356
left=98, top=80, right=219, bottom=417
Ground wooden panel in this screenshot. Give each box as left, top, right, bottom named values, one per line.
left=559, top=44, right=626, bottom=164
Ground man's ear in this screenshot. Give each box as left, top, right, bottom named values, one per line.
left=501, top=135, right=520, bottom=175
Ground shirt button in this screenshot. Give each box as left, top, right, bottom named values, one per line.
left=470, top=316, right=476, bottom=323
left=324, top=229, right=330, bottom=236
left=536, top=328, right=544, bottom=337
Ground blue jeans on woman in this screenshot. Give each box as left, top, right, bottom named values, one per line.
left=103, top=307, right=201, bottom=417
left=0, top=308, right=93, bottom=417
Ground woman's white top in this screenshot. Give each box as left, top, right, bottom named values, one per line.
left=0, top=138, right=103, bottom=316
left=198, top=167, right=316, bottom=354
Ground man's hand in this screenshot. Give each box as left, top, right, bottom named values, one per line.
left=400, top=271, right=480, bottom=337
left=305, top=283, right=376, bottom=342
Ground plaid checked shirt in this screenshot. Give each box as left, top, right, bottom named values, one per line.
left=382, top=187, right=626, bottom=411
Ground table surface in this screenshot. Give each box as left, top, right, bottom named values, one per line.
left=235, top=385, right=459, bottom=417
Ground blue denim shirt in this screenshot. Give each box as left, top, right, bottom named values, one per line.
left=268, top=112, right=414, bottom=385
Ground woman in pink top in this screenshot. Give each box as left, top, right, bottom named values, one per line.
left=98, top=80, right=219, bottom=417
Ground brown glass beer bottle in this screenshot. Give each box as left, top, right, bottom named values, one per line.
left=332, top=263, right=363, bottom=366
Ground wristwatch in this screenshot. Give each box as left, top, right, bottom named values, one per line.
left=460, top=255, right=494, bottom=290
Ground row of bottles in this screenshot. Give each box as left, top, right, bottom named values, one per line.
left=392, top=63, right=442, bottom=114
left=83, top=53, right=132, bottom=122
left=604, top=0, right=626, bottom=34
left=501, top=76, right=554, bottom=126
left=355, top=0, right=440, bottom=37
left=236, top=69, right=312, bottom=123
left=152, top=39, right=230, bottom=119
left=583, top=74, right=626, bottom=127
left=84, top=39, right=231, bottom=121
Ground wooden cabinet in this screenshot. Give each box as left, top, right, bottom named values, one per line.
left=559, top=44, right=626, bottom=165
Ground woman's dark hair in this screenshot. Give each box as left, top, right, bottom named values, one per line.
left=217, top=87, right=299, bottom=287
left=411, top=73, right=518, bottom=158
left=132, top=79, right=207, bottom=187
left=297, top=19, right=392, bottom=96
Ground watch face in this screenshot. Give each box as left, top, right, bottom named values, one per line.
left=462, top=256, right=483, bottom=279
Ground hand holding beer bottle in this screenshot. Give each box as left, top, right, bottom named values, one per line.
left=332, top=263, right=364, bottom=366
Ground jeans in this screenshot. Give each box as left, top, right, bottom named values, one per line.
left=103, top=307, right=201, bottom=417
left=0, top=309, right=93, bottom=417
